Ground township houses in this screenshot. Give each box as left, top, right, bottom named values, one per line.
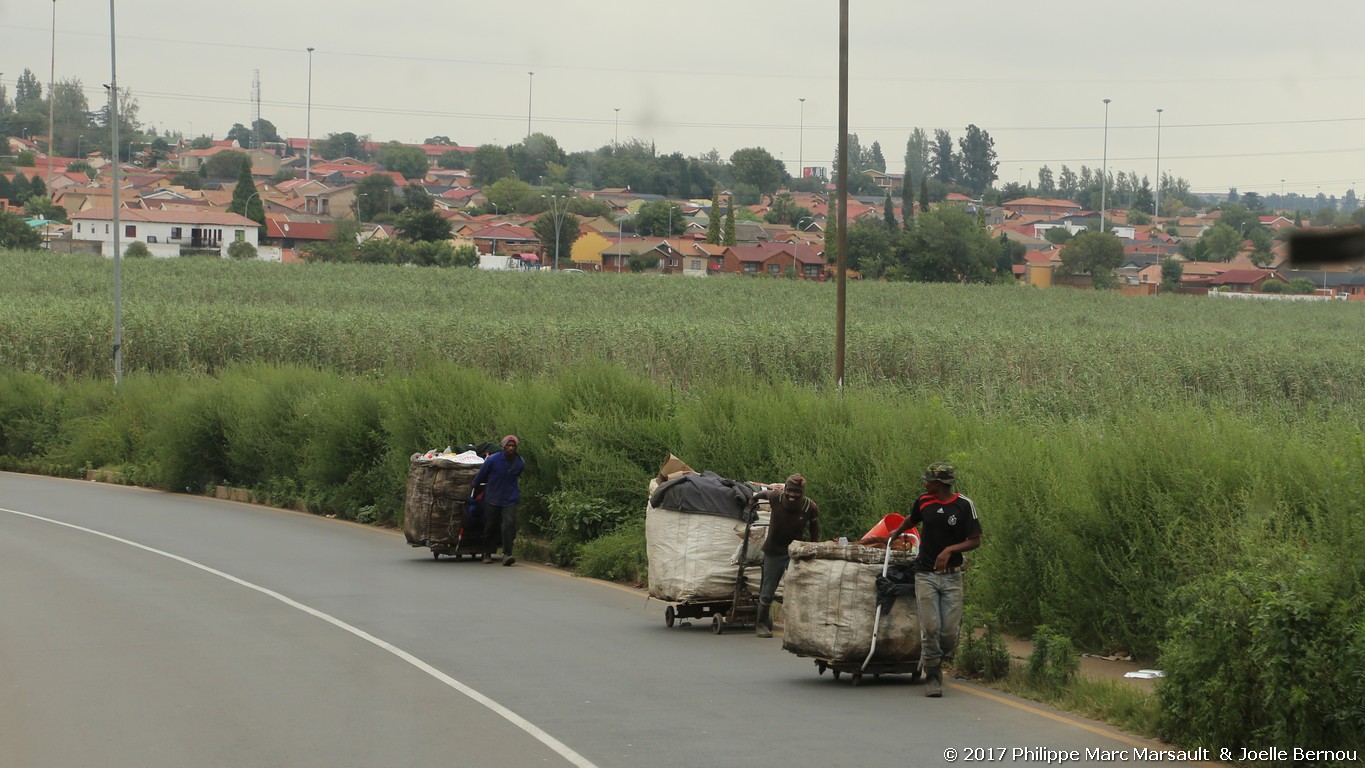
left=70, top=208, right=259, bottom=258
left=1003, top=198, right=1084, bottom=217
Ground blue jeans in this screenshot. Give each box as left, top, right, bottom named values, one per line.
left=483, top=503, right=517, bottom=558
left=915, top=571, right=965, bottom=665
left=758, top=553, right=790, bottom=607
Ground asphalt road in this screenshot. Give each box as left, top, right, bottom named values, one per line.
left=0, top=473, right=1208, bottom=768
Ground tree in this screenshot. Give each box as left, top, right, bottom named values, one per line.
left=920, top=177, right=930, bottom=213
left=437, top=150, right=468, bottom=170
left=0, top=211, right=41, bottom=250
left=869, top=141, right=886, bottom=173
left=401, top=183, right=434, bottom=213
left=228, top=159, right=264, bottom=226
left=904, top=128, right=930, bottom=184
left=395, top=209, right=452, bottom=243
left=203, top=150, right=250, bottom=179
left=226, top=123, right=254, bottom=148
left=956, top=124, right=998, bottom=195
left=1132, top=177, right=1154, bottom=216
left=508, top=133, right=568, bottom=185
left=1287, top=277, right=1317, bottom=294
left=227, top=240, right=258, bottom=260
left=1044, top=227, right=1073, bottom=245
left=845, top=219, right=901, bottom=278
left=1059, top=231, right=1125, bottom=288
left=764, top=193, right=798, bottom=227
left=931, top=129, right=955, bottom=184
left=450, top=244, right=479, bottom=268
left=470, top=144, right=514, bottom=185
left=353, top=173, right=398, bottom=220
left=377, top=143, right=429, bottom=180
left=1037, top=166, right=1056, bottom=196
left=1200, top=223, right=1244, bottom=262
left=636, top=200, right=682, bottom=237
left=319, top=131, right=367, bottom=160
left=484, top=177, right=531, bottom=214
left=723, top=200, right=736, bottom=246
left=901, top=171, right=914, bottom=230
left=1242, top=191, right=1264, bottom=211
left=730, top=147, right=783, bottom=194
left=532, top=210, right=581, bottom=267
left=25, top=196, right=67, bottom=223
left=706, top=190, right=721, bottom=244
left=1160, top=256, right=1183, bottom=292
left=1057, top=166, right=1079, bottom=200
left=905, top=205, right=996, bottom=283
left=883, top=192, right=897, bottom=232
left=425, top=136, right=453, bottom=145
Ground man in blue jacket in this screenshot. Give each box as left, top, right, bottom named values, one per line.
left=473, top=435, right=526, bottom=566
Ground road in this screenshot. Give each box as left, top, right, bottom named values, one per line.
left=0, top=473, right=1208, bottom=767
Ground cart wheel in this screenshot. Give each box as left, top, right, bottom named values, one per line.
left=665, top=606, right=676, bottom=628
left=432, top=551, right=441, bottom=560
left=712, top=615, right=724, bottom=635
left=816, top=661, right=827, bottom=676
left=832, top=669, right=842, bottom=680
left=851, top=673, right=863, bottom=687
left=454, top=553, right=463, bottom=561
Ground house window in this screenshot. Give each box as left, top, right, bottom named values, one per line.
left=768, top=264, right=781, bottom=275
left=320, top=198, right=330, bottom=214
left=125, top=225, right=136, bottom=237
left=171, top=227, right=182, bottom=239
left=235, top=230, right=245, bottom=242
left=147, top=236, right=157, bottom=243
left=105, top=224, right=110, bottom=234
left=76, top=223, right=81, bottom=233
left=743, top=263, right=758, bottom=275
left=690, top=259, right=701, bottom=271
left=668, top=258, right=678, bottom=267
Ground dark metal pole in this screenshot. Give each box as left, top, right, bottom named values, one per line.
left=109, top=0, right=122, bottom=386
left=835, top=0, right=848, bottom=391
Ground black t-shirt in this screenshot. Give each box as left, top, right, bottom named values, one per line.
left=909, top=492, right=981, bottom=572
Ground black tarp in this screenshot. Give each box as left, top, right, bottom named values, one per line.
left=649, top=471, right=754, bottom=521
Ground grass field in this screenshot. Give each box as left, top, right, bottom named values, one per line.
left=4, top=249, right=1364, bottom=755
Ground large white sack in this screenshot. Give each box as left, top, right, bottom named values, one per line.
left=781, top=541, right=920, bottom=664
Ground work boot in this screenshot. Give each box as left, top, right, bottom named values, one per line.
left=925, top=664, right=942, bottom=698
left=481, top=555, right=492, bottom=564
left=755, top=604, right=773, bottom=638
left=502, top=555, right=516, bottom=566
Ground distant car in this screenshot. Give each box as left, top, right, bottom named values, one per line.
left=561, top=268, right=585, bottom=274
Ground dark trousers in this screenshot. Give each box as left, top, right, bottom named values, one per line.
left=758, top=553, right=790, bottom=607
left=483, top=503, right=517, bottom=558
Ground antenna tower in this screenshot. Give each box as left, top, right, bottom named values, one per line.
left=251, top=69, right=262, bottom=150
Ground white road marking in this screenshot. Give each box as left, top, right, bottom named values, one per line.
left=2, top=506, right=598, bottom=768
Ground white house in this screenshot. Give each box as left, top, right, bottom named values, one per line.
left=70, top=208, right=260, bottom=258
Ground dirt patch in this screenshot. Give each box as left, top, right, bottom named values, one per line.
left=1003, top=635, right=1159, bottom=693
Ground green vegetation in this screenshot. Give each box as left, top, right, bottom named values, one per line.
left=1, top=248, right=1362, bottom=758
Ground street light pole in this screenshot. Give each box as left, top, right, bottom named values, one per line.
left=1100, top=98, right=1111, bottom=234
left=543, top=193, right=566, bottom=270
left=108, top=0, right=122, bottom=386
left=306, top=46, right=314, bottom=181
left=77, top=133, right=83, bottom=158
left=48, top=0, right=58, bottom=187
left=614, top=107, right=620, bottom=149
left=526, top=71, right=534, bottom=138
left=1154, top=108, right=1163, bottom=223
left=798, top=97, right=805, bottom=189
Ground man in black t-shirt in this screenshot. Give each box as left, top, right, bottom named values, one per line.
left=889, top=461, right=981, bottom=697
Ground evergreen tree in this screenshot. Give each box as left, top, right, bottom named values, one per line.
left=919, top=177, right=930, bottom=213
left=904, top=128, right=930, bottom=184
left=884, top=192, right=896, bottom=232
left=706, top=189, right=721, bottom=244
left=957, top=124, right=998, bottom=196
left=869, top=141, right=886, bottom=173
left=931, top=129, right=955, bottom=184
left=902, top=171, right=914, bottom=231
left=228, top=159, right=264, bottom=226
left=1037, top=166, right=1056, bottom=196
left=723, top=200, right=736, bottom=246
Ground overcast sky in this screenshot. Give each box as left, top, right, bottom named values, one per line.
left=4, top=1, right=1363, bottom=200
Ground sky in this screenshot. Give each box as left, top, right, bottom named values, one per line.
left=4, top=0, right=1364, bottom=201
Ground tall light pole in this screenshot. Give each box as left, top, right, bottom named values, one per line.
left=77, top=133, right=83, bottom=158
left=798, top=97, right=805, bottom=189
left=1154, top=108, right=1163, bottom=223
left=48, top=0, right=57, bottom=186
left=108, top=0, right=122, bottom=386
left=614, top=107, right=620, bottom=149
left=1100, top=98, right=1111, bottom=234
left=305, top=47, right=314, bottom=181
left=526, top=71, right=534, bottom=138
left=543, top=193, right=567, bottom=270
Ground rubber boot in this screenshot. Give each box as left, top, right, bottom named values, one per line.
left=755, top=604, right=773, bottom=638
left=925, top=664, right=942, bottom=697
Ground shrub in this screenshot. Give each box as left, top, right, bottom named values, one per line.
left=957, top=608, right=1011, bottom=681
left=545, top=490, right=632, bottom=565
left=124, top=241, right=152, bottom=258
left=1026, top=625, right=1079, bottom=689
left=227, top=240, right=258, bottom=260
left=574, top=518, right=647, bottom=584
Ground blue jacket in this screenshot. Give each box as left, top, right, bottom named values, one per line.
left=472, top=451, right=525, bottom=507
